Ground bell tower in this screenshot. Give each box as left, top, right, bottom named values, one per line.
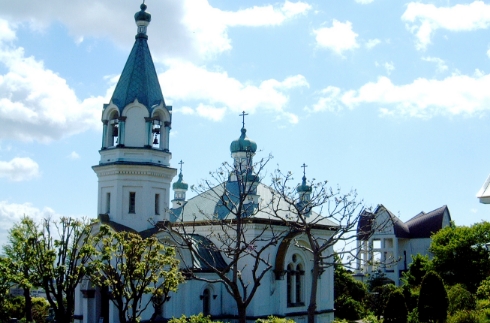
left=93, top=3, right=176, bottom=231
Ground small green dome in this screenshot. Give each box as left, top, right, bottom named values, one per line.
left=230, top=128, right=257, bottom=154
left=134, top=3, right=151, bottom=23
left=297, top=176, right=312, bottom=193
left=173, top=173, right=188, bottom=190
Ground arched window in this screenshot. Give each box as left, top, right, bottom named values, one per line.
left=202, top=288, right=211, bottom=316
left=287, top=254, right=305, bottom=307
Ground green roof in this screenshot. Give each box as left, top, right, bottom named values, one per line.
left=230, top=128, right=257, bottom=153
left=110, top=6, right=165, bottom=112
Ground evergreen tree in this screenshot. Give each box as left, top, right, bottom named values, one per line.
left=418, top=271, right=448, bottom=323
left=384, top=289, right=408, bottom=323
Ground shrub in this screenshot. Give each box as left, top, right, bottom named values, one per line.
left=169, top=313, right=223, bottom=323
left=363, top=314, right=381, bottom=323
left=368, top=284, right=397, bottom=319
left=447, top=310, right=482, bottom=323
left=335, top=295, right=365, bottom=320
left=477, top=277, right=490, bottom=300
left=448, top=284, right=476, bottom=314
left=384, top=289, right=408, bottom=323
left=31, top=297, right=49, bottom=323
left=255, top=316, right=295, bottom=323
left=418, top=271, right=448, bottom=323
left=407, top=308, right=419, bottom=323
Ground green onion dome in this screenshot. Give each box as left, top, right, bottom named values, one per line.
left=230, top=128, right=257, bottom=154
left=297, top=176, right=312, bottom=193
left=173, top=172, right=188, bottom=190
left=134, top=3, right=151, bottom=23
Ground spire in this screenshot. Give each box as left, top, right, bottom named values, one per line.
left=172, top=160, right=188, bottom=208
left=110, top=2, right=165, bottom=112
left=297, top=163, right=312, bottom=217
left=297, top=163, right=312, bottom=194
left=230, top=111, right=257, bottom=154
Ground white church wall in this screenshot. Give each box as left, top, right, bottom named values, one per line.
left=123, top=104, right=148, bottom=147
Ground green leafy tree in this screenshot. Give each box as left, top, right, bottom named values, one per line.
left=3, top=216, right=40, bottom=322
left=476, top=277, right=490, bottom=299
left=334, top=257, right=367, bottom=320
left=31, top=217, right=96, bottom=323
left=369, top=283, right=397, bottom=319
left=0, top=256, right=18, bottom=318
left=334, top=256, right=367, bottom=302
left=384, top=289, right=408, bottom=323
left=418, top=271, right=448, bottom=323
left=447, top=284, right=476, bottom=315
left=402, top=254, right=432, bottom=288
left=430, top=221, right=490, bottom=292
left=88, top=225, right=184, bottom=323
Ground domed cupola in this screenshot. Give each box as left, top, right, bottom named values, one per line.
left=135, top=3, right=151, bottom=24
left=172, top=161, right=188, bottom=208
left=230, top=127, right=257, bottom=154
left=297, top=164, right=312, bottom=216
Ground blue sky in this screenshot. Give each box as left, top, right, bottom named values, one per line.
left=0, top=0, right=490, bottom=246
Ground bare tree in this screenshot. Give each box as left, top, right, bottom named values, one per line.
left=165, top=153, right=290, bottom=323
left=269, top=167, right=372, bottom=323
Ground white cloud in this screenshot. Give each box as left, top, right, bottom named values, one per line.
left=0, top=20, right=105, bottom=142
left=67, top=151, right=80, bottom=160
left=383, top=62, right=395, bottom=75
left=0, top=1, right=310, bottom=61
left=159, top=60, right=308, bottom=123
left=0, top=201, right=60, bottom=246
left=182, top=0, right=311, bottom=58
left=355, top=0, right=374, bottom=4
left=402, top=1, right=490, bottom=50
left=314, top=20, right=359, bottom=55
left=0, top=157, right=39, bottom=182
left=312, top=73, right=490, bottom=118
left=365, top=38, right=381, bottom=49
left=196, top=104, right=227, bottom=121
left=422, top=56, right=448, bottom=73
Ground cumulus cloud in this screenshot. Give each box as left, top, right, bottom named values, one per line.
left=181, top=0, right=311, bottom=58
left=0, top=201, right=60, bottom=246
left=314, top=20, right=359, bottom=55
left=402, top=1, right=490, bottom=50
left=0, top=20, right=105, bottom=142
left=0, top=157, right=39, bottom=182
left=365, top=38, right=381, bottom=49
left=0, top=1, right=310, bottom=62
left=422, top=56, right=448, bottom=73
left=159, top=61, right=308, bottom=123
left=67, top=151, right=80, bottom=160
left=310, top=73, right=490, bottom=118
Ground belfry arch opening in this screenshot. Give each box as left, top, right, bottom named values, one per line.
left=107, top=110, right=119, bottom=148
left=151, top=110, right=170, bottom=151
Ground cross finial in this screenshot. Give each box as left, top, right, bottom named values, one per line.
left=301, top=163, right=308, bottom=177
left=239, top=111, right=248, bottom=128
left=178, top=160, right=184, bottom=173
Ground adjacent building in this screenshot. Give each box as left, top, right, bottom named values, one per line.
left=355, top=204, right=451, bottom=285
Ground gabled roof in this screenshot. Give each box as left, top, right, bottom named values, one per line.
left=405, top=205, right=449, bottom=238
left=357, top=204, right=450, bottom=240
left=171, top=182, right=338, bottom=228
left=110, top=34, right=165, bottom=111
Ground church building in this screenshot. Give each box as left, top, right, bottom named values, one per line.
left=74, top=4, right=336, bottom=323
